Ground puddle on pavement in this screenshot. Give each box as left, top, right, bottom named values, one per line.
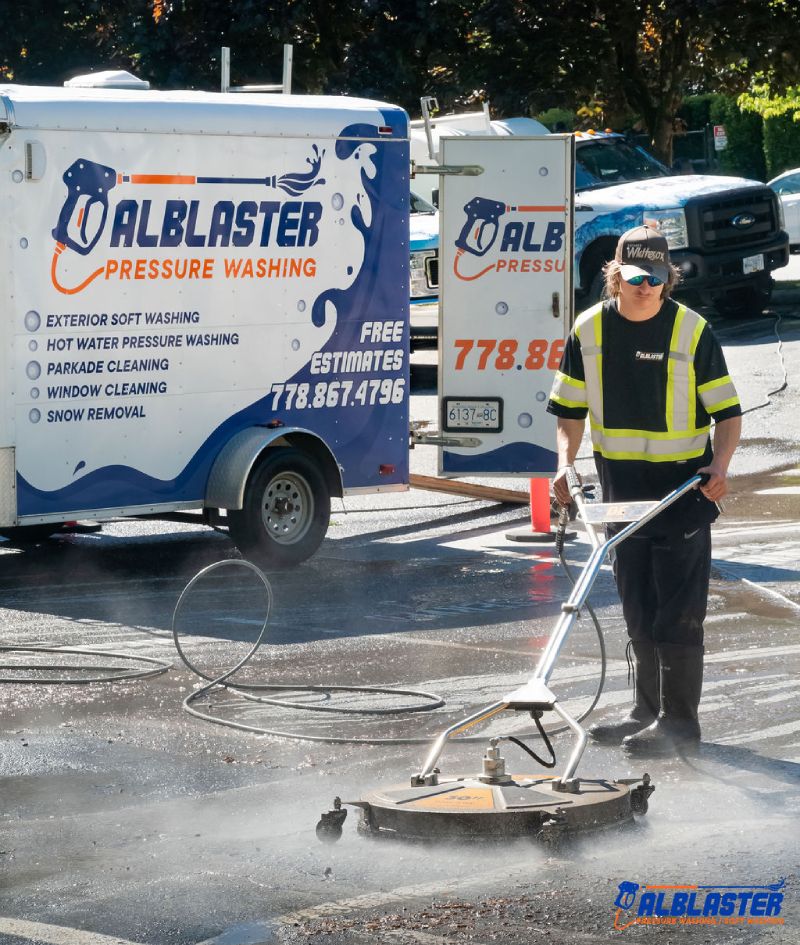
left=710, top=580, right=798, bottom=620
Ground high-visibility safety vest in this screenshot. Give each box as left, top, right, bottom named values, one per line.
left=550, top=302, right=739, bottom=462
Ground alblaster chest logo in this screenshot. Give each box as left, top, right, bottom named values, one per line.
left=50, top=148, right=326, bottom=295
left=635, top=350, right=665, bottom=362
left=613, top=878, right=786, bottom=931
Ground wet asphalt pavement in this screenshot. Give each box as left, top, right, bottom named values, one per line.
left=1, top=297, right=799, bottom=945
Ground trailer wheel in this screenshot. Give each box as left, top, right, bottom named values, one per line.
left=228, top=447, right=330, bottom=569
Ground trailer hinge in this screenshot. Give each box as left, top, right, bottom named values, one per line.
left=410, top=423, right=482, bottom=449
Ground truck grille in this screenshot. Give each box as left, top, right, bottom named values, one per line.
left=691, top=188, right=779, bottom=251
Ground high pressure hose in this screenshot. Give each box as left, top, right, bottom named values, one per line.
left=0, top=645, right=170, bottom=683
left=173, top=538, right=610, bottom=756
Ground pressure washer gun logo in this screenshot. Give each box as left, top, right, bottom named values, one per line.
left=50, top=148, right=326, bottom=295
left=452, top=193, right=566, bottom=282
left=455, top=196, right=506, bottom=257
left=615, top=882, right=640, bottom=910
left=52, top=160, right=117, bottom=256
left=613, top=878, right=787, bottom=931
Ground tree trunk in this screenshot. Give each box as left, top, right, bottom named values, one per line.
left=651, top=115, right=675, bottom=167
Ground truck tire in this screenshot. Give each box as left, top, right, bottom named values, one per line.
left=711, top=276, right=773, bottom=319
left=227, top=447, right=330, bottom=569
left=577, top=239, right=616, bottom=308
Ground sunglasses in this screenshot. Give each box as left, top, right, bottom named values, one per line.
left=625, top=274, right=664, bottom=287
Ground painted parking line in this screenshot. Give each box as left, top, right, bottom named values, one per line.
left=0, top=918, right=146, bottom=945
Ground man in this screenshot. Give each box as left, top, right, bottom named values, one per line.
left=547, top=225, right=742, bottom=754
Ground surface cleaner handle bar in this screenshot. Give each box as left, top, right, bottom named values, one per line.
left=536, top=471, right=709, bottom=685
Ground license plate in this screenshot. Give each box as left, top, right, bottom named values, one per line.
left=443, top=397, right=503, bottom=432
left=743, top=253, right=764, bottom=274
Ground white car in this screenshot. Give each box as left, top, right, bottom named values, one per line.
left=768, top=168, right=800, bottom=250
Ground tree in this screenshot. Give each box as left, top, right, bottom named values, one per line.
left=0, top=0, right=115, bottom=83
left=590, top=0, right=800, bottom=165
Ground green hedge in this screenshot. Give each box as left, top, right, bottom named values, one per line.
left=762, top=113, right=800, bottom=180
left=707, top=95, right=766, bottom=181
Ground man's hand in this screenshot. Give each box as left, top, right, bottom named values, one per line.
left=553, top=466, right=580, bottom=507
left=554, top=417, right=586, bottom=506
left=697, top=462, right=728, bottom=502
left=698, top=415, right=741, bottom=503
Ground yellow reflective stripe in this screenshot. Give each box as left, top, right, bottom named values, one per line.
left=698, top=375, right=732, bottom=393
left=550, top=393, right=588, bottom=409
left=550, top=370, right=588, bottom=408
left=698, top=375, right=740, bottom=413
left=589, top=424, right=710, bottom=460
left=575, top=303, right=603, bottom=427
left=687, top=316, right=704, bottom=433
left=667, top=305, right=706, bottom=432
left=595, top=446, right=709, bottom=462
left=589, top=421, right=711, bottom=439
left=707, top=395, right=740, bottom=413
left=553, top=370, right=586, bottom=391
left=666, top=305, right=685, bottom=431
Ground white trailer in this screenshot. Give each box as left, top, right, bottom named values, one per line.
left=0, top=84, right=574, bottom=566
left=0, top=85, right=410, bottom=566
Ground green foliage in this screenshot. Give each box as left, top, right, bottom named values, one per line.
left=739, top=82, right=800, bottom=121
left=737, top=78, right=800, bottom=178
left=678, top=95, right=716, bottom=130
left=536, top=108, right=576, bottom=132
left=3, top=0, right=800, bottom=152
left=763, top=114, right=800, bottom=179
left=708, top=95, right=766, bottom=181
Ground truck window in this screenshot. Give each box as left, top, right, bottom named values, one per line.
left=575, top=139, right=672, bottom=190
left=411, top=191, right=437, bottom=214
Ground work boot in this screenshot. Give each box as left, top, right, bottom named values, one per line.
left=622, top=643, right=703, bottom=756
left=588, top=640, right=659, bottom=744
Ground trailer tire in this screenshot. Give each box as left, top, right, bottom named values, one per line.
left=228, top=447, right=330, bottom=569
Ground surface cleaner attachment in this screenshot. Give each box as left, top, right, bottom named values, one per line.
left=318, top=472, right=705, bottom=843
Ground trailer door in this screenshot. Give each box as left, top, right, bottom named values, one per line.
left=438, top=135, right=573, bottom=477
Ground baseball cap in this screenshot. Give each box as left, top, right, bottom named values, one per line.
left=615, top=225, right=671, bottom=283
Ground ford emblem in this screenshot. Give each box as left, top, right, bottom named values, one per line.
left=731, top=213, right=756, bottom=228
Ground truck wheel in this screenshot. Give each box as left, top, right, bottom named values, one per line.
left=585, top=268, right=607, bottom=306
left=712, top=276, right=773, bottom=318
left=228, top=447, right=330, bottom=569
left=578, top=240, right=616, bottom=307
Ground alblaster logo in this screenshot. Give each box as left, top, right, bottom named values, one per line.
left=613, top=877, right=786, bottom=931
left=453, top=194, right=566, bottom=281
left=50, top=148, right=326, bottom=295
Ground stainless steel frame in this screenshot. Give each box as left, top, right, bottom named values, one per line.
left=414, top=470, right=705, bottom=785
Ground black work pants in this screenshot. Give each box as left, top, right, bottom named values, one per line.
left=612, top=525, right=711, bottom=647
